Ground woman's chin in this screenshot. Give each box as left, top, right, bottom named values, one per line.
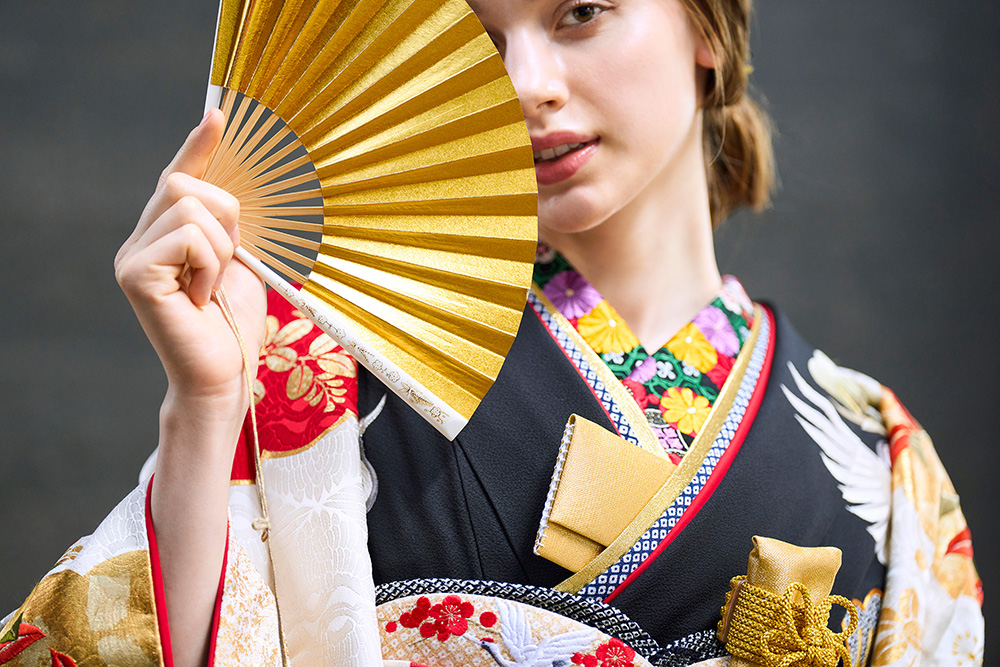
left=537, top=193, right=610, bottom=239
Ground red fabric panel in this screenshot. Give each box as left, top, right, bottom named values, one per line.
left=145, top=476, right=174, bottom=667
left=232, top=287, right=359, bottom=482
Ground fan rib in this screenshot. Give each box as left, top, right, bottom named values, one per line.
left=243, top=205, right=322, bottom=217
left=240, top=214, right=323, bottom=233
left=241, top=231, right=317, bottom=275
left=213, top=98, right=269, bottom=187
left=206, top=92, right=253, bottom=184
left=241, top=186, right=322, bottom=208
left=243, top=225, right=321, bottom=253
left=203, top=90, right=240, bottom=183
left=245, top=170, right=318, bottom=197
left=227, top=141, right=304, bottom=195
left=216, top=114, right=284, bottom=191
left=242, top=243, right=310, bottom=286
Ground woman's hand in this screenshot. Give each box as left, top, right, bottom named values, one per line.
left=116, top=109, right=267, bottom=667
left=115, top=108, right=266, bottom=426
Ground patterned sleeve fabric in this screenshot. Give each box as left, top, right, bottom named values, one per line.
left=0, top=480, right=165, bottom=666
left=872, top=389, right=983, bottom=665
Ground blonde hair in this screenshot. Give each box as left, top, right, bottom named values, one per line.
left=682, top=0, right=776, bottom=227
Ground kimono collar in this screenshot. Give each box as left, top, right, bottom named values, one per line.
left=532, top=244, right=756, bottom=462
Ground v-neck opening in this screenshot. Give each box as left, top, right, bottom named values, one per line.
left=532, top=246, right=756, bottom=460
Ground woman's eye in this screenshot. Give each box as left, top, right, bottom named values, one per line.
left=559, top=3, right=606, bottom=28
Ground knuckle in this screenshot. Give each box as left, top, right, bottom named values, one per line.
left=114, top=258, right=135, bottom=290
left=176, top=195, right=204, bottom=218
left=223, top=193, right=240, bottom=222
left=179, top=222, right=202, bottom=243
left=161, top=172, right=189, bottom=200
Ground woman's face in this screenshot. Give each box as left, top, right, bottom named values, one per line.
left=467, top=0, right=714, bottom=238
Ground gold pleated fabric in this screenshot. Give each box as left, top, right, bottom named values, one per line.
left=203, top=0, right=538, bottom=426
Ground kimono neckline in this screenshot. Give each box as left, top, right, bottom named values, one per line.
left=532, top=245, right=756, bottom=462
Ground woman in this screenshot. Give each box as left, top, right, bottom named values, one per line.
left=2, top=0, right=982, bottom=665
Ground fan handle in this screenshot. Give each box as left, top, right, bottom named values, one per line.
left=234, top=247, right=467, bottom=440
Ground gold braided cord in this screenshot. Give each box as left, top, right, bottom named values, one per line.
left=214, top=286, right=290, bottom=667
left=720, top=576, right=859, bottom=667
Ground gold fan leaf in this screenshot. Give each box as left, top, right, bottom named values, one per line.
left=202, top=0, right=537, bottom=438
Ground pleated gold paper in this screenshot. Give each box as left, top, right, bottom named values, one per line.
left=202, top=0, right=538, bottom=434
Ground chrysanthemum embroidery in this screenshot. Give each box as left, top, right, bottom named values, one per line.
left=577, top=302, right=640, bottom=354
left=255, top=313, right=355, bottom=412
left=659, top=386, right=711, bottom=435
left=666, top=323, right=717, bottom=373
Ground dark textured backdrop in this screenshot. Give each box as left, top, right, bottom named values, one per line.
left=1, top=0, right=996, bottom=647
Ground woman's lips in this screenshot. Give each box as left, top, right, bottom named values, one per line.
left=533, top=139, right=600, bottom=186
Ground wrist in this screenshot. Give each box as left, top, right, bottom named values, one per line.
left=158, top=385, right=248, bottom=462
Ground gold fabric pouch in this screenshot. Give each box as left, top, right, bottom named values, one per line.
left=718, top=536, right=859, bottom=667
left=534, top=415, right=675, bottom=572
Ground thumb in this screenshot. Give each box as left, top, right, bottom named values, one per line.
left=163, top=107, right=226, bottom=180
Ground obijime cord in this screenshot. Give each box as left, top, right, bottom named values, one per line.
left=214, top=285, right=290, bottom=667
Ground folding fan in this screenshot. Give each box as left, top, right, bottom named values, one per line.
left=201, top=0, right=538, bottom=440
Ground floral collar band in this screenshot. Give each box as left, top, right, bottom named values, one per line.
left=533, top=244, right=755, bottom=462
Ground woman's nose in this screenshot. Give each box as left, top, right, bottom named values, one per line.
left=502, top=35, right=569, bottom=120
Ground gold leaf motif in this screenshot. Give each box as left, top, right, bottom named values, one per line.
left=880, top=608, right=901, bottom=623
left=287, top=365, right=314, bottom=400
left=316, top=350, right=355, bottom=378
left=262, top=315, right=279, bottom=350
left=55, top=544, right=83, bottom=565
left=899, top=589, right=918, bottom=618
left=266, top=346, right=298, bottom=372
left=872, top=637, right=908, bottom=666
left=308, top=334, right=337, bottom=357
left=872, top=588, right=923, bottom=667
left=272, top=318, right=314, bottom=347
left=253, top=379, right=265, bottom=405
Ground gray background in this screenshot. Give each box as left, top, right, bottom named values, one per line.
left=1, top=0, right=996, bottom=649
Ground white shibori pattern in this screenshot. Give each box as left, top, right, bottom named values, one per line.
left=577, top=312, right=771, bottom=601
left=527, top=289, right=646, bottom=446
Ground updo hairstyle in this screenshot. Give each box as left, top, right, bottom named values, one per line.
left=681, top=0, right=776, bottom=227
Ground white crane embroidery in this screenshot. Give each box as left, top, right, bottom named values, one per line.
left=781, top=361, right=892, bottom=565
left=475, top=599, right=596, bottom=667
